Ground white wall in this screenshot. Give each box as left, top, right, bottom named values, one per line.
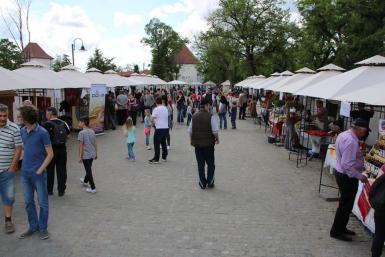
left=30, top=58, right=52, bottom=69
left=177, top=64, right=202, bottom=83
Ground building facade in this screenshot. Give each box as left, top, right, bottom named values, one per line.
left=175, top=44, right=202, bottom=84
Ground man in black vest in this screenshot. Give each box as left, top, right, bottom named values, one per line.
left=189, top=99, right=219, bottom=189
left=43, top=107, right=70, bottom=196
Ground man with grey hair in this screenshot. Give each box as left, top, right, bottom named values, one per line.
left=0, top=104, right=22, bottom=234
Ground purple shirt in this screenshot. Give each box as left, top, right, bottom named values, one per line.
left=335, top=129, right=365, bottom=180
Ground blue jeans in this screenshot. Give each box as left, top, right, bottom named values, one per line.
left=177, top=108, right=184, bottom=123
left=127, top=143, right=135, bottom=159
left=20, top=172, right=49, bottom=231
left=219, top=113, right=227, bottom=129
left=187, top=114, right=192, bottom=126
left=0, top=170, right=15, bottom=205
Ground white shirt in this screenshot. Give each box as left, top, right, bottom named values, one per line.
left=151, top=105, right=169, bottom=129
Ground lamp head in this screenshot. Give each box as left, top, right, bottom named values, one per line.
left=79, top=44, right=86, bottom=51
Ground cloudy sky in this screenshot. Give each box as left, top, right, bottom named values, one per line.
left=0, top=0, right=297, bottom=71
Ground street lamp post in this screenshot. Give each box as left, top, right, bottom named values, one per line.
left=71, top=38, right=86, bottom=66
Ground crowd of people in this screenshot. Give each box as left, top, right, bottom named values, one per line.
left=0, top=85, right=384, bottom=257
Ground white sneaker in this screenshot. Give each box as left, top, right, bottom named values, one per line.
left=146, top=146, right=151, bottom=150
left=167, top=146, right=170, bottom=150
left=80, top=178, right=88, bottom=187
left=86, top=188, right=96, bottom=194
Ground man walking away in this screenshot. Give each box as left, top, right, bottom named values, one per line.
left=18, top=106, right=53, bottom=240
left=189, top=99, right=219, bottom=189
left=330, top=118, right=369, bottom=241
left=43, top=107, right=70, bottom=197
left=149, top=97, right=169, bottom=164
left=0, top=104, right=22, bottom=234
left=238, top=91, right=248, bottom=120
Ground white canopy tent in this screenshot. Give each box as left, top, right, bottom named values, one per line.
left=280, top=64, right=345, bottom=94
left=0, top=66, right=33, bottom=90
left=258, top=71, right=294, bottom=90
left=84, top=68, right=115, bottom=87
left=130, top=74, right=167, bottom=86
left=221, top=80, right=231, bottom=86
left=13, top=61, right=73, bottom=89
left=168, top=80, right=187, bottom=85
left=298, top=55, right=385, bottom=99
left=204, top=81, right=216, bottom=87
left=190, top=81, right=202, bottom=86
left=248, top=75, right=266, bottom=89
left=263, top=67, right=315, bottom=92
left=104, top=70, right=145, bottom=87
left=56, top=65, right=92, bottom=88
left=334, top=81, right=385, bottom=106
left=250, top=72, right=281, bottom=90
left=234, top=76, right=253, bottom=88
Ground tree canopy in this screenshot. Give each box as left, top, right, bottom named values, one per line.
left=142, top=18, right=187, bottom=81
left=52, top=54, right=71, bottom=72
left=0, top=38, right=22, bottom=70
left=87, top=48, right=117, bottom=72
left=195, top=0, right=385, bottom=83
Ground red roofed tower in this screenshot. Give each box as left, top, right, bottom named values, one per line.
left=22, top=42, right=53, bottom=68
left=175, top=44, right=201, bottom=83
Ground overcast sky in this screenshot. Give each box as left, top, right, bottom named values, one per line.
left=0, top=0, right=298, bottom=71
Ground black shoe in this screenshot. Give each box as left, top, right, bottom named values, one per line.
left=58, top=192, right=65, bottom=197
left=48, top=192, right=53, bottom=196
left=148, top=159, right=160, bottom=164
left=207, top=183, right=215, bottom=189
left=199, top=182, right=206, bottom=190
left=330, top=233, right=353, bottom=242
left=343, top=229, right=356, bottom=236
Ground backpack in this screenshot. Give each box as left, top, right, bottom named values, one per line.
left=219, top=103, right=226, bottom=114
left=48, top=120, right=67, bottom=146
left=369, top=174, right=385, bottom=212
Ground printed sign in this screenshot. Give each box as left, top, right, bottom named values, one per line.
left=379, top=119, right=385, bottom=135
left=89, top=84, right=106, bottom=134
left=340, top=102, right=351, bottom=117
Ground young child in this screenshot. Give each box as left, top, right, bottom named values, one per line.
left=124, top=117, right=136, bottom=161
left=187, top=102, right=193, bottom=126
left=230, top=101, right=237, bottom=129
left=78, top=117, right=97, bottom=193
left=144, top=109, right=151, bottom=150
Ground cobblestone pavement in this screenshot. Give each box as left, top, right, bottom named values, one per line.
left=0, top=117, right=373, bottom=257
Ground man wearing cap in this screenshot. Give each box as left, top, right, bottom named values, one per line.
left=330, top=118, right=369, bottom=241
left=188, top=99, right=219, bottom=189
left=351, top=102, right=374, bottom=141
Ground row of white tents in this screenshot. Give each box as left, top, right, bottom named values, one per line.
left=0, top=61, right=168, bottom=90
left=0, top=61, right=227, bottom=90
left=235, top=55, right=385, bottom=106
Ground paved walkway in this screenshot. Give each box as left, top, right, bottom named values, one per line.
left=0, top=117, right=372, bottom=257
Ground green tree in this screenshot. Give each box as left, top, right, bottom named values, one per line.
left=142, top=18, right=187, bottom=81
left=297, top=0, right=385, bottom=69
left=87, top=48, right=117, bottom=72
left=133, top=64, right=140, bottom=73
left=0, top=38, right=22, bottom=70
left=206, top=0, right=298, bottom=76
left=52, top=54, right=71, bottom=72
left=195, top=33, right=247, bottom=83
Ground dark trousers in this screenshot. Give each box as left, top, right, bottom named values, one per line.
left=153, top=129, right=168, bottom=161
left=117, top=109, right=127, bottom=125
left=372, top=211, right=385, bottom=257
left=128, top=111, right=138, bottom=126
left=166, top=129, right=171, bottom=146
left=194, top=146, right=215, bottom=186
left=239, top=104, right=246, bottom=119
left=105, top=113, right=116, bottom=129
left=82, top=159, right=95, bottom=190
left=231, top=117, right=236, bottom=128
left=330, top=172, right=358, bottom=236
left=47, top=147, right=67, bottom=194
